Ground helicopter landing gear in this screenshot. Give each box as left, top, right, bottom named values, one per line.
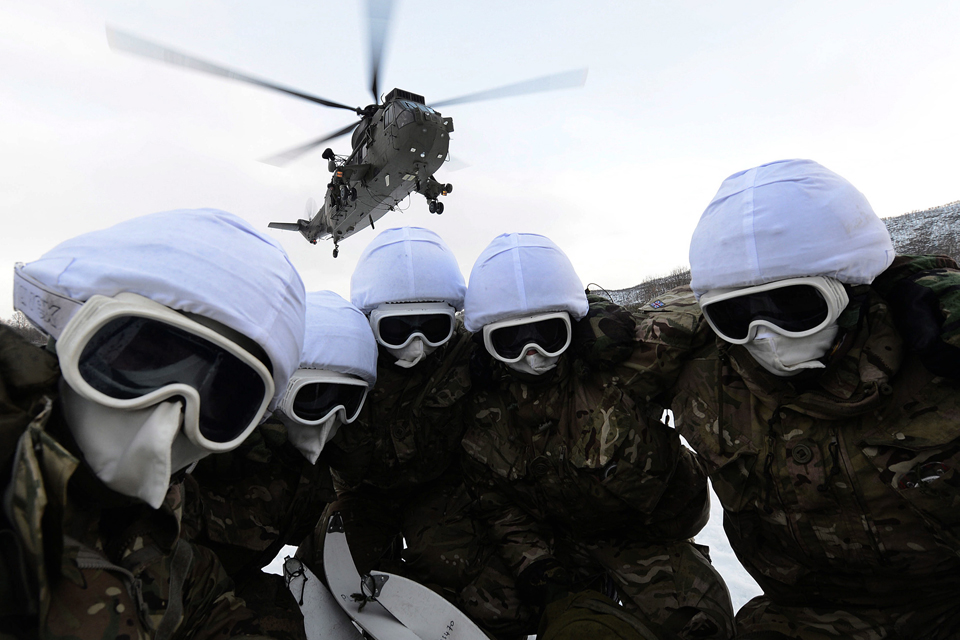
left=428, top=199, right=444, bottom=214
left=339, top=185, right=349, bottom=202
left=350, top=187, right=358, bottom=201
left=333, top=245, right=339, bottom=258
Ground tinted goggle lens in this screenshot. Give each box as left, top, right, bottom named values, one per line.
left=378, top=313, right=453, bottom=347
left=703, top=285, right=829, bottom=341
left=292, top=382, right=366, bottom=422
left=489, top=317, right=569, bottom=360
left=78, top=317, right=266, bottom=443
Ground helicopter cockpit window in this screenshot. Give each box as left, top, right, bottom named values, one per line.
left=395, top=106, right=415, bottom=129
left=384, top=103, right=399, bottom=126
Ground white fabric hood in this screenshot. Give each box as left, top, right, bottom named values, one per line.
left=463, top=233, right=588, bottom=333
left=20, top=208, right=306, bottom=408
left=302, top=291, right=378, bottom=385
left=350, top=227, right=466, bottom=313
left=689, top=159, right=895, bottom=299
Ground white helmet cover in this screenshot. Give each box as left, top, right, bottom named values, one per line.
left=350, top=227, right=466, bottom=313
left=301, top=290, right=377, bottom=385
left=689, top=159, right=895, bottom=299
left=464, top=232, right=588, bottom=333
left=19, top=208, right=306, bottom=408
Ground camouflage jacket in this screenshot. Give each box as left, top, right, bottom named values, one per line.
left=182, top=419, right=336, bottom=586
left=324, top=325, right=475, bottom=495
left=641, top=257, right=960, bottom=605
left=461, top=297, right=710, bottom=577
left=0, top=326, right=265, bottom=640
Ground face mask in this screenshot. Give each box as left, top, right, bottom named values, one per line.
left=386, top=337, right=436, bottom=368
left=60, top=379, right=205, bottom=508
left=506, top=352, right=560, bottom=376
left=280, top=413, right=342, bottom=464
left=743, top=324, right=840, bottom=377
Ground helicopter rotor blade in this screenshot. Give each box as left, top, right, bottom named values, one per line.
left=106, top=26, right=359, bottom=113
left=367, top=0, right=394, bottom=103
left=260, top=121, right=361, bottom=167
left=429, top=68, right=588, bottom=109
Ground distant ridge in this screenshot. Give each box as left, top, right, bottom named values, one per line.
left=596, top=200, right=960, bottom=309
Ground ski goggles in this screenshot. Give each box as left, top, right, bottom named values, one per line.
left=278, top=369, right=369, bottom=426
left=51, top=292, right=275, bottom=452
left=699, top=276, right=849, bottom=345
left=368, top=302, right=456, bottom=349
left=482, top=311, right=572, bottom=363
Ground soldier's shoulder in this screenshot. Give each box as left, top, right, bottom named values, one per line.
left=632, top=285, right=706, bottom=346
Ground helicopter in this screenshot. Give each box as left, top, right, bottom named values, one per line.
left=106, top=1, right=587, bottom=257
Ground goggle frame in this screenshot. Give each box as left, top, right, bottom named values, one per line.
left=368, top=302, right=457, bottom=350
left=278, top=368, right=370, bottom=427
left=55, top=292, right=275, bottom=453
left=482, top=311, right=573, bottom=364
left=699, top=276, right=849, bottom=345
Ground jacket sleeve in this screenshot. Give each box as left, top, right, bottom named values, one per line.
left=618, top=286, right=714, bottom=405
left=460, top=432, right=554, bottom=577
left=872, top=254, right=960, bottom=378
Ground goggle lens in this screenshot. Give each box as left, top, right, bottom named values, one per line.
left=703, top=285, right=829, bottom=341
left=377, top=313, right=453, bottom=347
left=78, top=317, right=266, bottom=443
left=489, top=317, right=569, bottom=360
left=292, top=382, right=366, bottom=422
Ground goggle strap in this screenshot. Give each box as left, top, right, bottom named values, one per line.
left=13, top=265, right=84, bottom=339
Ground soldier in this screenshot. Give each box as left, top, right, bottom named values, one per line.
left=184, top=290, right=377, bottom=640
left=0, top=209, right=305, bottom=639
left=460, top=232, right=734, bottom=640
left=298, top=227, right=480, bottom=604
left=645, top=159, right=960, bottom=638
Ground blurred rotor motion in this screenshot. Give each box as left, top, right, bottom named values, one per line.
left=106, top=0, right=587, bottom=255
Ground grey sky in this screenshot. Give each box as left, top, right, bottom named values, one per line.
left=3, top=1, right=960, bottom=319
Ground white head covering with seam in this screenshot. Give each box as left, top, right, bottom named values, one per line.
left=302, top=290, right=377, bottom=385
left=689, top=159, right=895, bottom=299
left=464, top=232, right=588, bottom=333
left=350, top=227, right=465, bottom=313
left=20, top=208, right=305, bottom=408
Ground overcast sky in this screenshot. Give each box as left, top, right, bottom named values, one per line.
left=3, top=0, right=960, bottom=321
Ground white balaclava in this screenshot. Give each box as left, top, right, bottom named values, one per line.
left=464, top=233, right=589, bottom=375
left=18, top=209, right=306, bottom=507
left=280, top=291, right=378, bottom=464
left=689, top=159, right=895, bottom=376
left=350, top=226, right=465, bottom=368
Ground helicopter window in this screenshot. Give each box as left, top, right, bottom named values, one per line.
left=396, top=108, right=415, bottom=129
left=384, top=103, right=398, bottom=126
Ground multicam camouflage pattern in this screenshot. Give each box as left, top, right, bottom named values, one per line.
left=182, top=419, right=337, bottom=640
left=735, top=591, right=960, bottom=640
left=324, top=325, right=475, bottom=493
left=184, top=419, right=335, bottom=580
left=461, top=297, right=733, bottom=639
left=298, top=325, right=479, bottom=616
left=0, top=326, right=269, bottom=639
left=633, top=257, right=960, bottom=638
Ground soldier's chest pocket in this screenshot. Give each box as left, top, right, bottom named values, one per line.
left=861, top=376, right=960, bottom=530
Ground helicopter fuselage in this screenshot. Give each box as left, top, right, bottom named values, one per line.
left=297, top=91, right=454, bottom=247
